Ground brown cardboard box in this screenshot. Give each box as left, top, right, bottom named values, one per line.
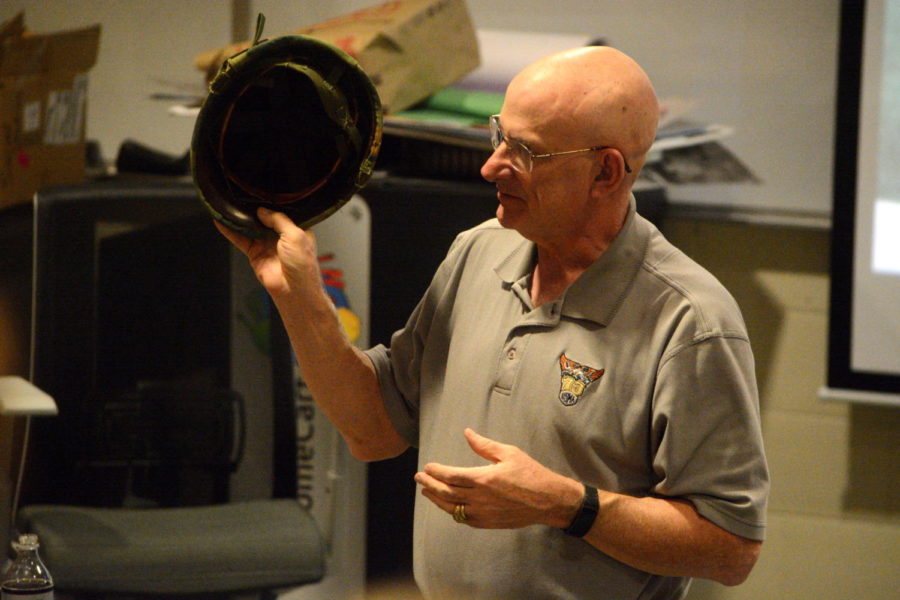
left=195, top=0, right=479, bottom=114
left=0, top=13, right=101, bottom=210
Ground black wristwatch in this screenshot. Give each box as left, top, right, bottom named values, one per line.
left=563, top=484, right=599, bottom=538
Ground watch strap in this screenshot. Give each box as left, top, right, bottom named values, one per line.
left=563, top=484, right=599, bottom=538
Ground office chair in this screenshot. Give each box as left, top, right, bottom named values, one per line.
left=17, top=499, right=324, bottom=598
left=11, top=382, right=325, bottom=599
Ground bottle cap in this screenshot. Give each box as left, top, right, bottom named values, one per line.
left=13, top=534, right=39, bottom=550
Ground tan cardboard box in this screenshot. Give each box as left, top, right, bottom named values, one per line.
left=195, top=0, right=479, bottom=114
left=0, top=13, right=100, bottom=210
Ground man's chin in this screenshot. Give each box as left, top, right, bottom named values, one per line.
left=496, top=204, right=523, bottom=231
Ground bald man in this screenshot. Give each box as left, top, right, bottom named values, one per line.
left=219, top=46, right=769, bottom=599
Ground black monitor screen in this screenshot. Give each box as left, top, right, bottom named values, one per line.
left=9, top=179, right=233, bottom=505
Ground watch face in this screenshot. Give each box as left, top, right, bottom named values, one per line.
left=192, top=34, right=382, bottom=237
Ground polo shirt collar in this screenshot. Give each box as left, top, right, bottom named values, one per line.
left=493, top=195, right=649, bottom=326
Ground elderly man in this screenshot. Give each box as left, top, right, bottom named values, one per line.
left=218, top=46, right=769, bottom=599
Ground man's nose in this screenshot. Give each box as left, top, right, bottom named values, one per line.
left=480, top=146, right=511, bottom=182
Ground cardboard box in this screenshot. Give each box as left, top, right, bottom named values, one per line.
left=194, top=0, right=479, bottom=114
left=0, top=13, right=100, bottom=210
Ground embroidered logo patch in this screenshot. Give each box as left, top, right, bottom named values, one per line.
left=558, top=353, right=605, bottom=406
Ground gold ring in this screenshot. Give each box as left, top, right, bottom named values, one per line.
left=453, top=503, right=468, bottom=523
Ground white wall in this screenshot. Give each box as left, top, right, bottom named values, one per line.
left=247, top=0, right=840, bottom=217
left=2, top=0, right=838, bottom=215
left=0, top=0, right=378, bottom=163
left=0, top=0, right=231, bottom=162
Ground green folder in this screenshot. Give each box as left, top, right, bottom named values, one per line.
left=393, top=87, right=504, bottom=126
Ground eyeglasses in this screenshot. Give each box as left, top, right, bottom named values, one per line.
left=489, top=114, right=632, bottom=174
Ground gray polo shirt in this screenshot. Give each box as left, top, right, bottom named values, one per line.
left=366, top=199, right=769, bottom=600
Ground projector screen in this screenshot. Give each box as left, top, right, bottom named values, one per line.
left=827, top=0, right=900, bottom=404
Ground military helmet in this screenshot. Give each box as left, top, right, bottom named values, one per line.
left=191, top=17, right=382, bottom=237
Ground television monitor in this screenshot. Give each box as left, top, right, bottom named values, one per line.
left=2, top=178, right=238, bottom=506
left=826, top=0, right=900, bottom=404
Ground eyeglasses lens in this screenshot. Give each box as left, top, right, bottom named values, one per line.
left=489, top=116, right=503, bottom=150
left=510, top=141, right=530, bottom=172
left=489, top=116, right=529, bottom=172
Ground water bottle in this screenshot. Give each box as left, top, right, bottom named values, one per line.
left=1, top=534, right=54, bottom=600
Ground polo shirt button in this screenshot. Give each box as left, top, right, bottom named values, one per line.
left=506, top=348, right=517, bottom=360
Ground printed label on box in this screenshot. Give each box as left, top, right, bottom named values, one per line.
left=23, top=100, right=42, bottom=134
left=43, top=74, right=88, bottom=145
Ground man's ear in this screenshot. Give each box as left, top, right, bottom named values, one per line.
left=591, top=151, right=627, bottom=193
